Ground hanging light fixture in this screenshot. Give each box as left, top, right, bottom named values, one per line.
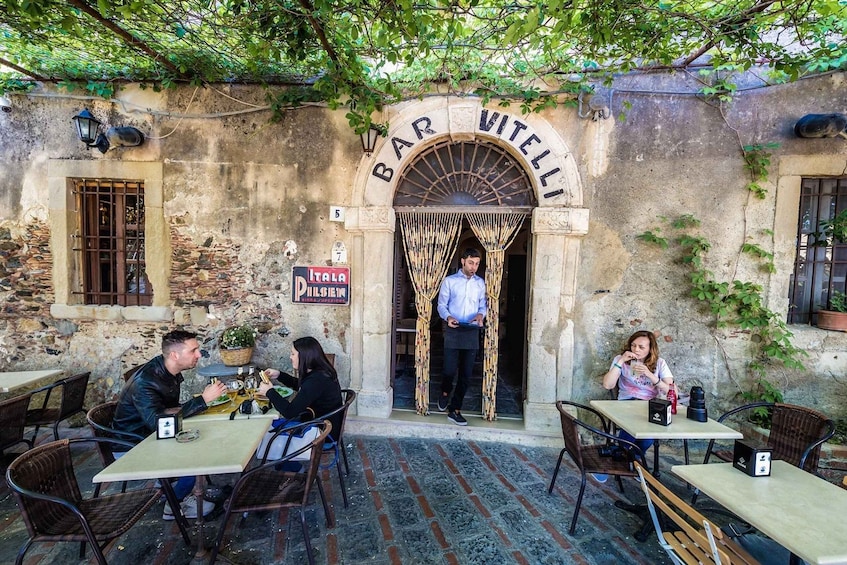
left=72, top=108, right=145, bottom=154
left=359, top=125, right=383, bottom=156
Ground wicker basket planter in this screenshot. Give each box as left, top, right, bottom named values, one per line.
left=220, top=347, right=253, bottom=366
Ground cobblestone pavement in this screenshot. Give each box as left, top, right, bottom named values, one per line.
left=0, top=425, right=700, bottom=564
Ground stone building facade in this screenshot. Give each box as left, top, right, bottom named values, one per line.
left=1, top=71, right=846, bottom=440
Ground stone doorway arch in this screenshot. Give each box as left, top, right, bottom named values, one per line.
left=346, top=97, right=588, bottom=434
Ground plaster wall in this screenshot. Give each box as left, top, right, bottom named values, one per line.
left=0, top=73, right=846, bottom=431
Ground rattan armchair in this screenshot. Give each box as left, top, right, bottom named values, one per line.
left=548, top=400, right=646, bottom=535
left=0, top=393, right=33, bottom=456
left=318, top=388, right=356, bottom=508
left=85, top=401, right=144, bottom=497
left=210, top=419, right=333, bottom=565
left=5, top=437, right=164, bottom=565
left=25, top=371, right=90, bottom=443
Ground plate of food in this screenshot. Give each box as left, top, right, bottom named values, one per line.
left=207, top=393, right=232, bottom=407
left=255, top=385, right=294, bottom=400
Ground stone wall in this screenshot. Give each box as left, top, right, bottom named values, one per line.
left=0, top=76, right=846, bottom=427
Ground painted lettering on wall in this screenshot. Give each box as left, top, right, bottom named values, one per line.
left=371, top=109, right=562, bottom=197
left=292, top=266, right=350, bottom=305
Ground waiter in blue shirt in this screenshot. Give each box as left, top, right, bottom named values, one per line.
left=436, top=247, right=487, bottom=425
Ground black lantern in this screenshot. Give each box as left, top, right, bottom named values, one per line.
left=72, top=109, right=102, bottom=145
left=359, top=125, right=382, bottom=156
left=71, top=108, right=144, bottom=154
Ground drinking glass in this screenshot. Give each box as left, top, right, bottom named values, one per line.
left=244, top=376, right=257, bottom=397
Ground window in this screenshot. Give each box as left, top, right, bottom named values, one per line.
left=73, top=179, right=151, bottom=306
left=788, top=177, right=847, bottom=324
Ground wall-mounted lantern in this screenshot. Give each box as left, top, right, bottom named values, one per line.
left=72, top=108, right=145, bottom=153
left=360, top=125, right=385, bottom=156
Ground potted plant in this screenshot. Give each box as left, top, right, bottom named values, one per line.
left=219, top=324, right=257, bottom=366
left=820, top=210, right=847, bottom=246
left=816, top=290, right=847, bottom=331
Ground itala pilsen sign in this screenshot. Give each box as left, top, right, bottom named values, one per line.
left=292, top=266, right=350, bottom=305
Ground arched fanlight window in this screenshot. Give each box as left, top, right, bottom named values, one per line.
left=394, top=140, right=536, bottom=207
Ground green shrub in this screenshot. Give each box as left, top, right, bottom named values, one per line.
left=740, top=378, right=784, bottom=429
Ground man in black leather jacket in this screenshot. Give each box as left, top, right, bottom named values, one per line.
left=114, top=329, right=226, bottom=520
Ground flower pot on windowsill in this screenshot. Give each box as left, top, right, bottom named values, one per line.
left=816, top=310, right=847, bottom=332
left=220, top=347, right=254, bottom=366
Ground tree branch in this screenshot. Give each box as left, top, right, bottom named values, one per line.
left=66, top=0, right=185, bottom=77
left=295, top=0, right=339, bottom=64
left=0, top=57, right=46, bottom=81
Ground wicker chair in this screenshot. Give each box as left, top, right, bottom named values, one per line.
left=0, top=393, right=32, bottom=453
left=25, top=371, right=90, bottom=443
left=0, top=393, right=34, bottom=456
left=548, top=400, right=646, bottom=535
left=210, top=419, right=333, bottom=565
left=5, top=437, right=163, bottom=565
left=122, top=364, right=143, bottom=382
left=692, top=402, right=835, bottom=505
left=318, top=388, right=356, bottom=508
left=85, top=401, right=145, bottom=498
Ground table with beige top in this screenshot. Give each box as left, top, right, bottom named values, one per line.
left=0, top=369, right=63, bottom=393
left=672, top=461, right=847, bottom=565
left=93, top=417, right=272, bottom=563
left=589, top=399, right=743, bottom=475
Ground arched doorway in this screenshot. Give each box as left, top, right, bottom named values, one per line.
left=347, top=97, right=587, bottom=435
left=390, top=139, right=536, bottom=418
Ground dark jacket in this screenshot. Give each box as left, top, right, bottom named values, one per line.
left=113, top=355, right=208, bottom=439
left=267, top=369, right=343, bottom=441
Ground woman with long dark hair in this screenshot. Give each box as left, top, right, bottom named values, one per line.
left=259, top=336, right=343, bottom=440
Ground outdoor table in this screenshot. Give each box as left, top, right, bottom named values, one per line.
left=0, top=369, right=63, bottom=393
left=589, top=399, right=743, bottom=476
left=672, top=461, right=847, bottom=565
left=190, top=385, right=295, bottom=421
left=93, top=418, right=272, bottom=563
left=192, top=394, right=281, bottom=421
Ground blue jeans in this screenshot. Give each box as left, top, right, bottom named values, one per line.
left=441, top=347, right=477, bottom=411
left=173, top=476, right=196, bottom=501
left=619, top=429, right=653, bottom=460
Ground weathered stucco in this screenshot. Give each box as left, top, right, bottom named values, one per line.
left=1, top=74, right=846, bottom=434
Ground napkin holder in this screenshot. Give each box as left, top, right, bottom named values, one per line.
left=648, top=398, right=672, bottom=426
left=156, top=407, right=183, bottom=440
left=732, top=439, right=772, bottom=477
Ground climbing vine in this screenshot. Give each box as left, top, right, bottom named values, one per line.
left=637, top=214, right=806, bottom=376
left=2, top=1, right=847, bottom=134
left=741, top=143, right=780, bottom=199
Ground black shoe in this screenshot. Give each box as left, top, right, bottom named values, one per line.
left=437, top=395, right=449, bottom=412
left=448, top=411, right=467, bottom=426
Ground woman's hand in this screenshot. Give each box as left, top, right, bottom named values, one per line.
left=620, top=351, right=636, bottom=364
left=258, top=381, right=274, bottom=396
left=655, top=380, right=671, bottom=396
left=264, top=368, right=281, bottom=380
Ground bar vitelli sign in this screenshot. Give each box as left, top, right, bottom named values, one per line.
left=370, top=109, right=564, bottom=200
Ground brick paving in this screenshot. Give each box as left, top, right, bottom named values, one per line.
left=0, top=425, right=691, bottom=564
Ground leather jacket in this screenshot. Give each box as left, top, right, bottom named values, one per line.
left=113, top=355, right=207, bottom=439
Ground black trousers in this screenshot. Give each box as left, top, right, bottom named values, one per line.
left=440, top=347, right=477, bottom=411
